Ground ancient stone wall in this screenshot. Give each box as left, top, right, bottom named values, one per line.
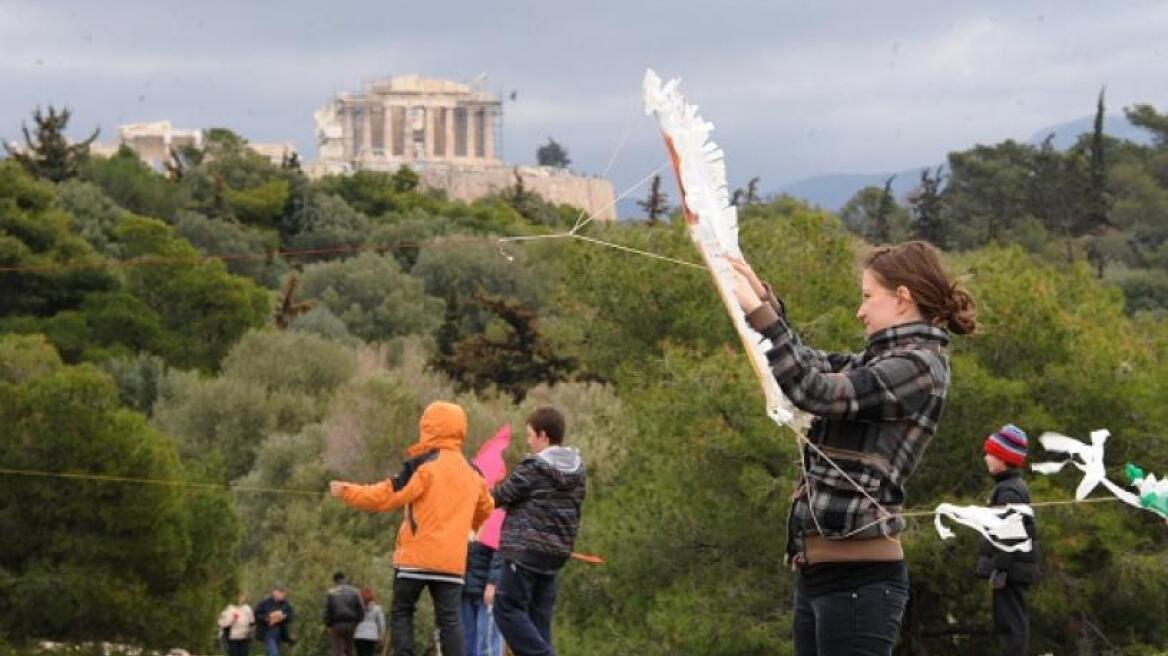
left=418, top=165, right=616, bottom=222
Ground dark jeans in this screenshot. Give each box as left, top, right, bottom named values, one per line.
left=354, top=639, right=378, bottom=656
left=391, top=576, right=463, bottom=656
left=993, top=584, right=1029, bottom=656
left=227, top=640, right=250, bottom=656
left=493, top=560, right=558, bottom=656
left=794, top=580, right=910, bottom=656
left=461, top=594, right=505, bottom=656
left=328, top=622, right=357, bottom=656
left=263, top=633, right=282, bottom=656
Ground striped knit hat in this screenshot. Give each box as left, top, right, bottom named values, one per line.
left=984, top=424, right=1029, bottom=467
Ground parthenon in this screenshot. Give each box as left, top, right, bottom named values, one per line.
left=310, top=75, right=617, bottom=221
left=314, top=75, right=502, bottom=170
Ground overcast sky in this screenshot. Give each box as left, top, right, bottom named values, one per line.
left=2, top=1, right=1166, bottom=196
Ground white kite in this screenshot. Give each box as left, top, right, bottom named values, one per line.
left=642, top=69, right=809, bottom=432
left=933, top=502, right=1035, bottom=552
left=1031, top=429, right=1140, bottom=506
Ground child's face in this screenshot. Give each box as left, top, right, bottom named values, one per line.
left=526, top=424, right=550, bottom=454
left=984, top=453, right=1007, bottom=474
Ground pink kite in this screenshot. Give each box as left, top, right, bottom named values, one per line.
left=473, top=424, right=511, bottom=550
left=473, top=423, right=511, bottom=487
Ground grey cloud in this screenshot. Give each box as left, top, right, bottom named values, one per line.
left=2, top=1, right=1166, bottom=196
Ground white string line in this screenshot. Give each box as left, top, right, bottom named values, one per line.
left=569, top=162, right=669, bottom=235
left=898, top=496, right=1122, bottom=518
left=569, top=234, right=705, bottom=270
left=496, top=162, right=682, bottom=268
left=570, top=118, right=637, bottom=234
left=496, top=161, right=667, bottom=249
left=795, top=432, right=900, bottom=541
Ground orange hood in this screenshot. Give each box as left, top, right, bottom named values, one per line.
left=407, top=401, right=467, bottom=456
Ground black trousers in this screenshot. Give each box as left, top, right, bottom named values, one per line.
left=992, top=584, right=1029, bottom=656
left=793, top=580, right=910, bottom=656
left=390, top=576, right=463, bottom=656
left=354, top=639, right=378, bottom=656
left=493, top=560, right=559, bottom=656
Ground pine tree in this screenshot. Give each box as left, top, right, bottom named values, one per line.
left=1125, top=103, right=1168, bottom=147
left=910, top=166, right=948, bottom=247
left=745, top=176, right=761, bottom=205
left=1083, top=87, right=1111, bottom=234
left=637, top=174, right=670, bottom=225
left=871, top=176, right=897, bottom=243
left=3, top=105, right=99, bottom=182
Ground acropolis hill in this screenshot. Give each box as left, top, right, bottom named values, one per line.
left=90, top=75, right=618, bottom=222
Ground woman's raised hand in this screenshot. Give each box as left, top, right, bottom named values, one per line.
left=728, top=270, right=763, bottom=313
left=726, top=257, right=767, bottom=299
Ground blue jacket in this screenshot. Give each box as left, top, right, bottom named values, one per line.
left=254, top=596, right=294, bottom=643
left=463, top=541, right=503, bottom=597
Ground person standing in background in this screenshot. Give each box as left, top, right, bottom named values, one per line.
left=354, top=586, right=385, bottom=656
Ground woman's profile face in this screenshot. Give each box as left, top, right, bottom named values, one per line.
left=856, top=269, right=910, bottom=336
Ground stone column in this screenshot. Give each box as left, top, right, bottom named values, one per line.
left=466, top=106, right=477, bottom=161
left=342, top=104, right=354, bottom=160
left=390, top=102, right=399, bottom=163
left=422, top=106, right=433, bottom=161
left=444, top=106, right=455, bottom=159
left=483, top=107, right=496, bottom=163
left=362, top=103, right=373, bottom=160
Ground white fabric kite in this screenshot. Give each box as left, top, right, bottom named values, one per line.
left=1030, top=429, right=1141, bottom=506
left=933, top=502, right=1034, bottom=552
left=642, top=69, right=809, bottom=432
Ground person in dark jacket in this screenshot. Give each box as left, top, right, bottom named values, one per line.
left=492, top=407, right=586, bottom=656
left=254, top=584, right=294, bottom=656
left=461, top=540, right=504, bottom=656
left=978, top=424, right=1039, bottom=656
left=729, top=241, right=977, bottom=655
left=324, top=571, right=365, bottom=656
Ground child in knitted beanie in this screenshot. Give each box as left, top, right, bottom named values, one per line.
left=978, top=424, right=1040, bottom=656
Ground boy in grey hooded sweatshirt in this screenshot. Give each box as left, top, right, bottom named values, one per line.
left=491, top=407, right=586, bottom=656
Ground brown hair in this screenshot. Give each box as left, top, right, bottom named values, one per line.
left=863, top=241, right=977, bottom=335
left=526, top=406, right=566, bottom=445
left=361, top=586, right=375, bottom=604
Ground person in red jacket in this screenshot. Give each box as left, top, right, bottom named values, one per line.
left=330, top=401, right=495, bottom=656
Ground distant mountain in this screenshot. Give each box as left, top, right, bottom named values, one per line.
left=777, top=170, right=931, bottom=213
left=777, top=115, right=1155, bottom=212
left=1027, top=115, right=1151, bottom=149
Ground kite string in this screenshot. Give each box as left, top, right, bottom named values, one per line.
left=569, top=117, right=637, bottom=234
left=0, top=466, right=1126, bottom=516
left=0, top=466, right=324, bottom=496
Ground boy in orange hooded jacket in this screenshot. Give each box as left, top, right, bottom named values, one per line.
left=330, top=401, right=494, bottom=656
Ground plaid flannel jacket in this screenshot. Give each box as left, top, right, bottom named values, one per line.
left=747, top=295, right=951, bottom=554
